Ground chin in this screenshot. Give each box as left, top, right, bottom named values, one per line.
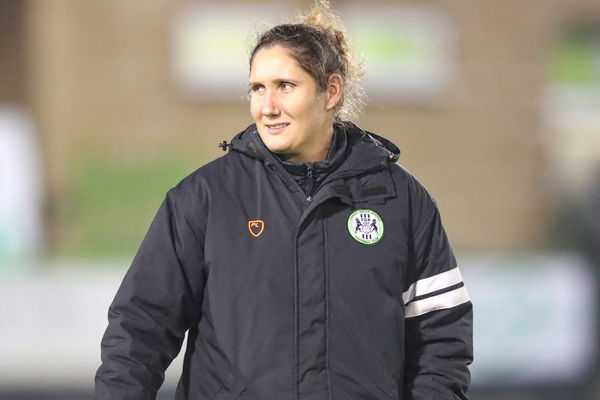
left=266, top=143, right=292, bottom=156
left=259, top=135, right=291, bottom=154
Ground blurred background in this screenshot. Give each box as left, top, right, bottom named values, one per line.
left=1, top=0, right=599, bottom=399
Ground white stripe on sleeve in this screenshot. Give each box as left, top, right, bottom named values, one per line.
left=402, top=267, right=464, bottom=305
left=405, top=286, right=470, bottom=318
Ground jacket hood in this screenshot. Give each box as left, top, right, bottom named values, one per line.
left=224, top=122, right=400, bottom=170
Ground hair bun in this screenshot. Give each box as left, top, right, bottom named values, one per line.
left=299, top=0, right=365, bottom=120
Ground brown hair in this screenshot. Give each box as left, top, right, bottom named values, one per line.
left=249, top=0, right=366, bottom=122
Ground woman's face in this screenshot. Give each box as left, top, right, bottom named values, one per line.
left=249, top=46, right=339, bottom=162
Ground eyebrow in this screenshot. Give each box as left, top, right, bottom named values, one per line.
left=248, top=78, right=301, bottom=87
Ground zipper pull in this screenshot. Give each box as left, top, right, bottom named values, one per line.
left=306, top=195, right=312, bottom=203
left=305, top=164, right=314, bottom=196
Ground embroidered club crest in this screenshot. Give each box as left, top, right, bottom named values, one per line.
left=248, top=220, right=265, bottom=237
left=347, top=210, right=384, bottom=245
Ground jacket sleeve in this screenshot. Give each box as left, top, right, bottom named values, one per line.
left=402, top=174, right=473, bottom=400
left=95, top=183, right=208, bottom=400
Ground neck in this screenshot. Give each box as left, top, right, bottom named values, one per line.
left=283, top=127, right=335, bottom=163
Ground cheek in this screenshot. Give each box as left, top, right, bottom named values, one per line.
left=298, top=92, right=326, bottom=116
left=250, top=99, right=261, bottom=120
left=296, top=100, right=325, bottom=129
left=286, top=97, right=314, bottom=120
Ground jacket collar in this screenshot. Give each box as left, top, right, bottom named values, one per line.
left=228, top=122, right=400, bottom=205
left=277, top=125, right=347, bottom=177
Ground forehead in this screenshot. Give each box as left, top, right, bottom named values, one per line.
left=249, top=46, right=310, bottom=82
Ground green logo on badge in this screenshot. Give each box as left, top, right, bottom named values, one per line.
left=347, top=209, right=384, bottom=245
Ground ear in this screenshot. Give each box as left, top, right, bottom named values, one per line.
left=325, top=73, right=344, bottom=111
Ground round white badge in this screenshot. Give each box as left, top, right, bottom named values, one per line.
left=347, top=209, right=384, bottom=245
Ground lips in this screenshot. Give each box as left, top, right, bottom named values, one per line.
left=265, top=123, right=289, bottom=134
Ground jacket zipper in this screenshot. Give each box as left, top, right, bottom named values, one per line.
left=265, top=155, right=388, bottom=207
left=305, top=164, right=314, bottom=203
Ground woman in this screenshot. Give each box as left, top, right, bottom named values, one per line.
left=95, top=1, right=473, bottom=399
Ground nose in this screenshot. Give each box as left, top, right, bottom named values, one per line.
left=261, top=89, right=280, bottom=117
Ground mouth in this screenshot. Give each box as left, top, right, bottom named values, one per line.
left=264, top=123, right=290, bottom=134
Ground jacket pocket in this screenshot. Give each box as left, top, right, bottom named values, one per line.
left=211, top=381, right=247, bottom=400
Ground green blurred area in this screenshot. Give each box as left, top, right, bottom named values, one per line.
left=551, top=28, right=600, bottom=85
left=354, top=26, right=420, bottom=61
left=58, top=155, right=197, bottom=259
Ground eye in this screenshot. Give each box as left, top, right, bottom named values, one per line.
left=249, top=84, right=265, bottom=96
left=280, top=82, right=294, bottom=93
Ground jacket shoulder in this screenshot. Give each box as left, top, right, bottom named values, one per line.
left=159, top=152, right=247, bottom=237
left=389, top=161, right=441, bottom=211
left=167, top=151, right=246, bottom=198
left=390, top=162, right=423, bottom=189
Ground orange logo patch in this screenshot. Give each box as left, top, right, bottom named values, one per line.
left=248, top=220, right=265, bottom=237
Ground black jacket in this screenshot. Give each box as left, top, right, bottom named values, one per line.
left=95, top=122, right=473, bottom=400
